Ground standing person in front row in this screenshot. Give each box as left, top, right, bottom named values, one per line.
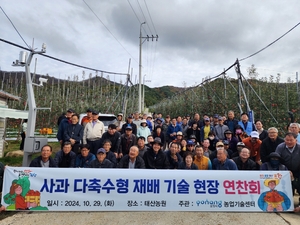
left=83, top=110, right=105, bottom=155
left=20, top=119, right=27, bottom=150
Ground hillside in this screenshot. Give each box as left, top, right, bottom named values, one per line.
left=0, top=70, right=182, bottom=128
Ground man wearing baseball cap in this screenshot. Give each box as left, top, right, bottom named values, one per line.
left=89, top=148, right=113, bottom=168
left=121, top=114, right=137, bottom=135
left=119, top=125, right=137, bottom=159
left=242, top=131, right=262, bottom=165
left=81, top=108, right=93, bottom=127
left=114, top=113, right=125, bottom=132
left=83, top=110, right=105, bottom=155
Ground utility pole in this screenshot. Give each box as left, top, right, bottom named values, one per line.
left=12, top=44, right=49, bottom=166
left=142, top=74, right=151, bottom=112
left=139, top=22, right=158, bottom=113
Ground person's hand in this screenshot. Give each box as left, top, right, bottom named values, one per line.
left=70, top=139, right=75, bottom=145
left=294, top=206, right=300, bottom=212
left=0, top=205, right=5, bottom=212
left=289, top=171, right=294, bottom=181
left=172, top=155, right=178, bottom=162
left=114, top=152, right=118, bottom=158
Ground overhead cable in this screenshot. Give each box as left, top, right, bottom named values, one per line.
left=82, top=0, right=138, bottom=64
left=240, top=21, right=300, bottom=61
left=0, top=38, right=129, bottom=76
left=144, top=0, right=157, bottom=34
left=0, top=6, right=30, bottom=49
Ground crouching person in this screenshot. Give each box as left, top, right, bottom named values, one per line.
left=75, top=144, right=96, bottom=168
left=118, top=146, right=145, bottom=169
left=89, top=148, right=114, bottom=168
left=30, top=145, right=57, bottom=167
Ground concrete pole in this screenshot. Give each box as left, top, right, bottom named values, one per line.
left=139, top=22, right=145, bottom=113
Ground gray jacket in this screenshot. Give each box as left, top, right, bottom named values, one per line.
left=275, top=142, right=300, bottom=177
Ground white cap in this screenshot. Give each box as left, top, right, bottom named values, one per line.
left=250, top=131, right=259, bottom=138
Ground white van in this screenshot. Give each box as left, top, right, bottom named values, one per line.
left=79, top=113, right=117, bottom=131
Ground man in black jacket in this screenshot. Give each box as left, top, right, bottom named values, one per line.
left=232, top=147, right=257, bottom=170
left=101, top=124, right=121, bottom=158
left=143, top=137, right=170, bottom=169
left=260, top=127, right=284, bottom=163
left=118, top=146, right=145, bottom=169
left=89, top=148, right=114, bottom=168
left=121, top=115, right=137, bottom=135
left=30, top=145, right=57, bottom=167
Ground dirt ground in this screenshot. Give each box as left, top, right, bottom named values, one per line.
left=1, top=196, right=299, bottom=225
left=0, top=210, right=299, bottom=225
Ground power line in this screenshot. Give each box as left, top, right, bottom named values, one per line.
left=136, top=0, right=153, bottom=33
left=144, top=0, right=158, bottom=34
left=0, top=6, right=30, bottom=49
left=127, top=0, right=143, bottom=24
left=0, top=38, right=129, bottom=76
left=82, top=0, right=138, bottom=64
left=127, top=0, right=147, bottom=34
left=240, top=21, right=300, bottom=61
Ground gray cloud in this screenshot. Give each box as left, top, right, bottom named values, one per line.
left=1, top=0, right=300, bottom=87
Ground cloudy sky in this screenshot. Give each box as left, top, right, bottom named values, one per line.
left=1, top=0, right=300, bottom=88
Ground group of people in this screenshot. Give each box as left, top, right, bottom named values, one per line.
left=2, top=109, right=300, bottom=212
left=47, top=110, right=300, bottom=181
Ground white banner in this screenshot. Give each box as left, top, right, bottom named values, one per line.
left=1, top=167, right=294, bottom=212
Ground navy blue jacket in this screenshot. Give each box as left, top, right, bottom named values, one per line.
left=29, top=156, right=57, bottom=167
left=57, top=117, right=70, bottom=141
left=54, top=150, right=76, bottom=168
left=64, top=123, right=84, bottom=143
left=75, top=152, right=96, bottom=168
left=88, top=158, right=114, bottom=168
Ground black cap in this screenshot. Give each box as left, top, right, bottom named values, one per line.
left=92, top=110, right=99, bottom=115
left=67, top=108, right=74, bottom=113
left=267, top=152, right=283, bottom=162
left=189, top=134, right=196, bottom=139
left=86, top=108, right=93, bottom=112
left=151, top=137, right=163, bottom=146
left=127, top=114, right=133, bottom=119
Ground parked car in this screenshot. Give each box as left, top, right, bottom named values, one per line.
left=79, top=113, right=117, bottom=131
